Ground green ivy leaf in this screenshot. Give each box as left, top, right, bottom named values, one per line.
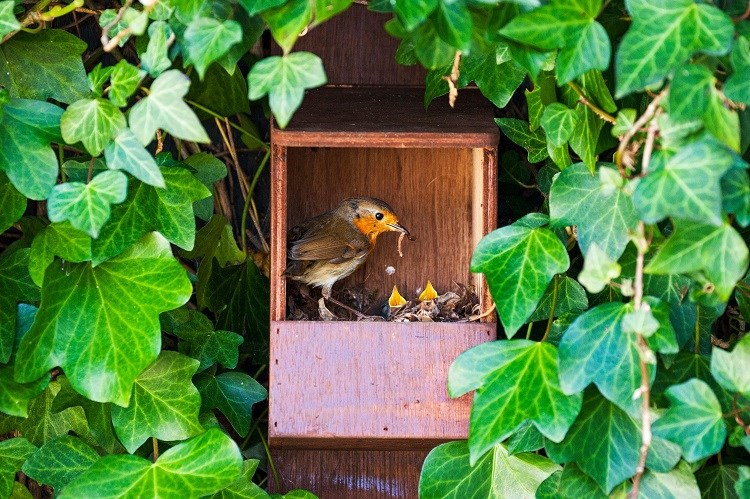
left=21, top=436, right=98, bottom=492
left=577, top=243, right=621, bottom=294
left=0, top=249, right=40, bottom=363
left=140, top=21, right=173, bottom=77
left=0, top=438, right=36, bottom=499
left=61, top=98, right=126, bottom=157
left=710, top=335, right=750, bottom=396
left=550, top=163, right=638, bottom=260
left=527, top=275, right=588, bottom=323
left=471, top=214, right=569, bottom=336
left=28, top=222, right=91, bottom=288
left=736, top=467, right=750, bottom=498
left=0, top=172, right=25, bottom=234
left=0, top=365, right=49, bottom=418
left=240, top=0, right=285, bottom=16
left=500, top=0, right=609, bottom=83
left=545, top=389, right=676, bottom=494
left=725, top=37, right=750, bottom=105
left=704, top=91, right=741, bottom=152
left=633, top=141, right=734, bottom=226
left=0, top=1, right=19, bottom=39
left=183, top=153, right=228, bottom=222
left=15, top=233, right=192, bottom=406
left=208, top=459, right=266, bottom=499
left=206, top=260, right=270, bottom=361
left=558, top=302, right=651, bottom=414
left=47, top=171, right=128, bottom=238
left=615, top=0, right=733, bottom=97
left=248, top=52, right=327, bottom=129
left=640, top=460, right=701, bottom=499
left=695, top=465, right=740, bottom=498
left=568, top=104, right=602, bottom=172
left=722, top=168, right=750, bottom=228
left=261, top=0, right=312, bottom=53
left=0, top=98, right=64, bottom=200
left=171, top=311, right=244, bottom=372
left=507, top=420, right=544, bottom=455
left=645, top=220, right=749, bottom=302
left=184, top=17, right=243, bottom=80
left=449, top=340, right=582, bottom=463
left=92, top=166, right=210, bottom=264
left=0, top=30, right=88, bottom=104
left=50, top=375, right=123, bottom=454
left=541, top=103, right=578, bottom=148
left=454, top=54, right=526, bottom=110
left=129, top=70, right=210, bottom=146
left=108, top=60, right=144, bottom=108
left=11, top=381, right=92, bottom=447
left=536, top=462, right=612, bottom=498
left=394, top=0, right=437, bottom=31
left=496, top=118, right=548, bottom=163
left=612, top=108, right=636, bottom=137
left=58, top=429, right=242, bottom=498
left=104, top=128, right=165, bottom=188
left=419, top=441, right=560, bottom=498
left=433, top=0, right=471, bottom=51
left=654, top=352, right=732, bottom=413
left=111, top=351, right=203, bottom=453
left=668, top=64, right=713, bottom=120
left=196, top=371, right=267, bottom=437
left=188, top=65, right=251, bottom=121
left=652, top=379, right=726, bottom=462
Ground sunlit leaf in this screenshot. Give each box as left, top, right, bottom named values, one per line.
left=15, top=234, right=192, bottom=406
left=58, top=429, right=242, bottom=498
left=449, top=340, right=582, bottom=463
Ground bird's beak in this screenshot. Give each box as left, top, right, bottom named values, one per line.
left=388, top=222, right=416, bottom=240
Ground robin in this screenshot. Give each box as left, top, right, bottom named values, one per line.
left=285, top=197, right=414, bottom=319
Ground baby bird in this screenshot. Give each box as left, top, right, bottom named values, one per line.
left=285, top=197, right=413, bottom=318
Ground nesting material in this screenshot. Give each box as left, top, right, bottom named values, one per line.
left=286, top=282, right=480, bottom=322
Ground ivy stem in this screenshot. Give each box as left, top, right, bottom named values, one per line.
left=541, top=274, right=559, bottom=342
left=240, top=150, right=270, bottom=254
left=629, top=114, right=659, bottom=499
left=615, top=91, right=665, bottom=176
left=152, top=437, right=159, bottom=462
left=257, top=426, right=280, bottom=490
left=567, top=81, right=616, bottom=124
left=186, top=100, right=269, bottom=149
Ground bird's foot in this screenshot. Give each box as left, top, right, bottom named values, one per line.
left=318, top=297, right=336, bottom=321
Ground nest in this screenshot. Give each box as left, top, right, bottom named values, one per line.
left=286, top=282, right=481, bottom=322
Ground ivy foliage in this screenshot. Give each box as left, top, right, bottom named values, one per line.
left=1, top=0, right=750, bottom=497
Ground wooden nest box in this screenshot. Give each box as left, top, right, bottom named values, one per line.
left=267, top=7, right=499, bottom=497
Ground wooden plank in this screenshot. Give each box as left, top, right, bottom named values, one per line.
left=270, top=143, right=287, bottom=322
left=284, top=147, right=476, bottom=307
left=269, top=321, right=495, bottom=448
left=269, top=449, right=428, bottom=498
left=270, top=6, right=425, bottom=87
left=272, top=87, right=498, bottom=148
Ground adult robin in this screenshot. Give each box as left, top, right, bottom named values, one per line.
left=285, top=197, right=414, bottom=319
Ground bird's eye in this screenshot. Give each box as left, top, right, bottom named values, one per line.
left=375, top=212, right=384, bottom=221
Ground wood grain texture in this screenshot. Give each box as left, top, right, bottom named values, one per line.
left=269, top=449, right=428, bottom=498
left=271, top=6, right=426, bottom=87
left=269, top=321, right=495, bottom=448
left=271, top=87, right=498, bottom=148
left=271, top=144, right=288, bottom=322
left=283, top=146, right=478, bottom=306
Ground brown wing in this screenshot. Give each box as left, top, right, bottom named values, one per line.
left=287, top=217, right=370, bottom=262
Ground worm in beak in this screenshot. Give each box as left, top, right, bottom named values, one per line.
left=389, top=222, right=416, bottom=241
